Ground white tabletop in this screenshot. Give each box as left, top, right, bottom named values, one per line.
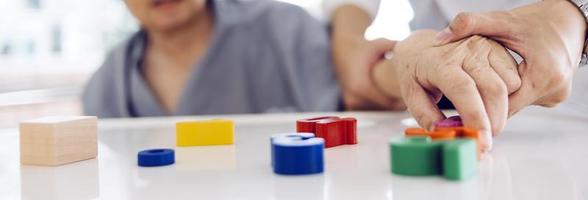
left=1, top=109, right=588, bottom=200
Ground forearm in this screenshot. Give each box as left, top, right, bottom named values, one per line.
left=331, top=4, right=372, bottom=64
left=331, top=5, right=371, bottom=87
left=330, top=4, right=402, bottom=110
left=324, top=0, right=380, bottom=26
left=519, top=0, right=586, bottom=65
left=331, top=4, right=373, bottom=39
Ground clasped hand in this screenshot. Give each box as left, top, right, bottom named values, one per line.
left=374, top=30, right=520, bottom=150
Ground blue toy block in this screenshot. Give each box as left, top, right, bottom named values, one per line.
left=271, top=133, right=324, bottom=175
left=138, top=148, right=175, bottom=167
left=270, top=133, right=315, bottom=167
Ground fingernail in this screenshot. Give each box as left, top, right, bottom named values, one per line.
left=384, top=51, right=394, bottom=59
left=434, top=28, right=453, bottom=46
left=483, top=131, right=493, bottom=152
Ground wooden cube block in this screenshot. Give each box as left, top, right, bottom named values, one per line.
left=176, top=119, right=234, bottom=146
left=20, top=116, right=98, bottom=166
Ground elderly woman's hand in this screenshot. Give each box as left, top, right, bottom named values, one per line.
left=373, top=30, right=520, bottom=150
left=435, top=0, right=587, bottom=118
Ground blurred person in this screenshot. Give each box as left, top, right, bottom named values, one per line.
left=82, top=0, right=398, bottom=117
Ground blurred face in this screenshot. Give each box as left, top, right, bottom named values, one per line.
left=125, top=0, right=208, bottom=31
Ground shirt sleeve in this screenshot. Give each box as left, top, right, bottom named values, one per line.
left=322, top=0, right=381, bottom=20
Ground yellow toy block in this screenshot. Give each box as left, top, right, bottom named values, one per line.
left=176, top=119, right=234, bottom=146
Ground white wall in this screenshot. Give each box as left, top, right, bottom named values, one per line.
left=277, top=0, right=414, bottom=40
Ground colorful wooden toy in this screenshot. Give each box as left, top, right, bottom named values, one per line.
left=270, top=132, right=314, bottom=167
left=435, top=126, right=483, bottom=160
left=389, top=136, right=477, bottom=181
left=19, top=116, right=98, bottom=166
left=271, top=133, right=324, bottom=175
left=404, top=115, right=483, bottom=160
left=138, top=149, right=175, bottom=167
left=433, top=115, right=463, bottom=127
left=391, top=115, right=481, bottom=180
left=404, top=127, right=456, bottom=140
left=432, top=115, right=481, bottom=143
left=442, top=139, right=477, bottom=180
left=390, top=136, right=443, bottom=176
left=296, top=116, right=357, bottom=148
left=296, top=116, right=339, bottom=133
left=176, top=119, right=234, bottom=146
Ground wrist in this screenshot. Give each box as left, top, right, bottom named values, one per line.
left=556, top=0, right=588, bottom=65
left=524, top=0, right=588, bottom=66
left=564, top=0, right=588, bottom=66
left=332, top=30, right=367, bottom=71
left=558, top=0, right=588, bottom=24
left=371, top=59, right=403, bottom=99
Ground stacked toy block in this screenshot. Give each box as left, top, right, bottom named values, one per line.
left=20, top=116, right=98, bottom=166
left=271, top=133, right=324, bottom=175
left=390, top=116, right=479, bottom=181
left=296, top=116, right=357, bottom=148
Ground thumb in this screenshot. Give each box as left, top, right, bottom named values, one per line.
left=434, top=11, right=516, bottom=46
left=507, top=62, right=536, bottom=118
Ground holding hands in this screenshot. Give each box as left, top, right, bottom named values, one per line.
left=435, top=0, right=587, bottom=117
left=369, top=0, right=586, bottom=150
left=332, top=0, right=586, bottom=151
left=373, top=30, right=519, bottom=149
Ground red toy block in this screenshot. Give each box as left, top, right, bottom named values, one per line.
left=296, top=116, right=339, bottom=133
left=296, top=116, right=357, bottom=148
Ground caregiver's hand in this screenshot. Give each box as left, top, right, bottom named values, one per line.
left=435, top=0, right=587, bottom=117
left=331, top=4, right=404, bottom=110
left=373, top=30, right=520, bottom=150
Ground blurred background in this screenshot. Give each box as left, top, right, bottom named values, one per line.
left=0, top=0, right=413, bottom=127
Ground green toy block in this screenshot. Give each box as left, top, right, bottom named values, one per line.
left=389, top=136, right=443, bottom=176
left=442, top=139, right=477, bottom=181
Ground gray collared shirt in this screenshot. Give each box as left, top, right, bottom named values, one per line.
left=82, top=0, right=342, bottom=118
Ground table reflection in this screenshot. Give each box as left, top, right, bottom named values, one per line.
left=20, top=159, right=99, bottom=200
